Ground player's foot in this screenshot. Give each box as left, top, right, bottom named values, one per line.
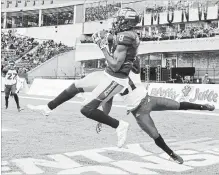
left=27, top=104, right=51, bottom=116
left=17, top=107, right=24, bottom=112
left=116, top=120, right=129, bottom=148
left=170, top=152, right=184, bottom=164
left=203, top=104, right=215, bottom=111
left=5, top=105, right=8, bottom=109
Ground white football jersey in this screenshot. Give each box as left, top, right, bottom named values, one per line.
left=5, top=69, right=18, bottom=85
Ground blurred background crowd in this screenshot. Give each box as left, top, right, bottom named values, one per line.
left=1, top=30, right=73, bottom=77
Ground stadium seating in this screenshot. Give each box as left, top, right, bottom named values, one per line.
left=1, top=30, right=73, bottom=75
left=16, top=40, right=73, bottom=72
left=1, top=30, right=39, bottom=61
left=80, top=24, right=219, bottom=43
left=85, top=2, right=121, bottom=22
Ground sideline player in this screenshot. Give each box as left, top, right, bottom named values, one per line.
left=3, top=61, right=22, bottom=111
left=28, top=7, right=141, bottom=148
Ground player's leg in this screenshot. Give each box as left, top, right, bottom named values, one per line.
left=149, top=96, right=180, bottom=111
left=179, top=102, right=215, bottom=111
left=150, top=96, right=215, bottom=111
left=96, top=97, right=114, bottom=133
left=102, top=97, right=113, bottom=115
left=80, top=77, right=129, bottom=147
left=47, top=83, right=84, bottom=110
left=132, top=109, right=183, bottom=164
left=48, top=71, right=105, bottom=110
left=4, top=85, right=11, bottom=109
left=27, top=71, right=105, bottom=116
left=11, top=84, right=21, bottom=111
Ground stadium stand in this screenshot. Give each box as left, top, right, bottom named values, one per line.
left=1, top=30, right=39, bottom=61
left=15, top=40, right=73, bottom=72
left=1, top=31, right=73, bottom=75
left=85, top=2, right=121, bottom=22
left=80, top=24, right=219, bottom=43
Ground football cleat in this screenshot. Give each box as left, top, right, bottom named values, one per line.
left=27, top=104, right=51, bottom=116
left=169, top=152, right=184, bottom=164
left=96, top=122, right=102, bottom=134
left=203, top=104, right=215, bottom=111
left=17, top=107, right=24, bottom=112
left=116, top=120, right=130, bottom=148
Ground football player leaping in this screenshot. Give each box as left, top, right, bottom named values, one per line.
left=3, top=61, right=22, bottom=112
left=28, top=7, right=141, bottom=148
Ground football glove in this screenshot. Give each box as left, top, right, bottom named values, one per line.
left=92, top=31, right=108, bottom=50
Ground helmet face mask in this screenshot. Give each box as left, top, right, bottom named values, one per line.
left=112, top=7, right=140, bottom=34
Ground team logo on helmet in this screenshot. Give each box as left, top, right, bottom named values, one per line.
left=112, top=7, right=141, bottom=33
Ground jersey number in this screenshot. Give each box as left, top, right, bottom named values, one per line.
left=7, top=73, right=17, bottom=80
left=118, top=35, right=124, bottom=42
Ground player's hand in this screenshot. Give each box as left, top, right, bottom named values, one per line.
left=92, top=31, right=108, bottom=50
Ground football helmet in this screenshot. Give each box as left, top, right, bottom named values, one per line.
left=8, top=60, right=15, bottom=69
left=112, top=7, right=141, bottom=33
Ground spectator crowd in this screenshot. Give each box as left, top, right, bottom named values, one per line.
left=1, top=31, right=73, bottom=76
left=85, top=2, right=121, bottom=22
left=141, top=25, right=219, bottom=41
left=42, top=9, right=74, bottom=26
left=80, top=23, right=219, bottom=43
left=1, top=30, right=39, bottom=62
left=16, top=40, right=73, bottom=73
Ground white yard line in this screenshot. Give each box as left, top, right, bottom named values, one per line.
left=171, top=110, right=219, bottom=116
left=2, top=128, right=19, bottom=132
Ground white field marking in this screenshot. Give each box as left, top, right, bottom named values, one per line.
left=2, top=128, right=19, bottom=132
left=171, top=110, right=219, bottom=117
left=15, top=95, right=219, bottom=117
left=3, top=172, right=22, bottom=175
